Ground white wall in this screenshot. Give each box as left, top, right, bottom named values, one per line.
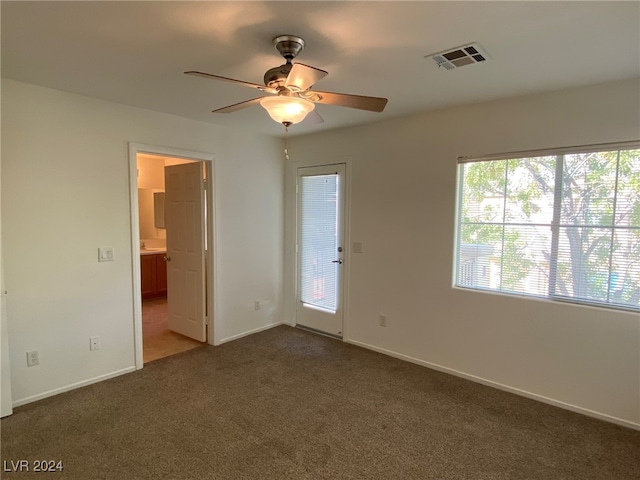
left=1, top=79, right=284, bottom=406
left=1, top=134, right=13, bottom=416
left=286, top=78, right=640, bottom=428
left=1, top=283, right=11, bottom=417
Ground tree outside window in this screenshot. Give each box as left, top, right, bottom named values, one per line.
left=456, top=146, right=639, bottom=311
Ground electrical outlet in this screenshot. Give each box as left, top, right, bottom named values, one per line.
left=379, top=314, right=387, bottom=327
left=90, top=336, right=100, bottom=351
left=254, top=300, right=260, bottom=311
left=26, top=350, right=39, bottom=367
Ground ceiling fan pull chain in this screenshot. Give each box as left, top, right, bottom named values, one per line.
left=284, top=124, right=290, bottom=161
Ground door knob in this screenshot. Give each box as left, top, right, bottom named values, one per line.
left=164, top=255, right=171, bottom=262
left=332, top=259, right=343, bottom=264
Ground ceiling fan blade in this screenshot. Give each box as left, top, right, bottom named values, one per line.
left=310, top=91, right=388, bottom=112
left=212, top=97, right=264, bottom=113
left=286, top=63, right=328, bottom=91
left=303, top=110, right=324, bottom=125
left=185, top=71, right=277, bottom=94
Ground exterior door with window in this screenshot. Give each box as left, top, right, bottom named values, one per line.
left=296, top=164, right=346, bottom=337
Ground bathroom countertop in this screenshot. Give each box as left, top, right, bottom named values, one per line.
left=140, top=248, right=166, bottom=255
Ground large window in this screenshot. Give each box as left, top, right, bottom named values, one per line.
left=455, top=143, right=640, bottom=311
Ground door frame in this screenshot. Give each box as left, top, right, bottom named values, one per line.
left=288, top=157, right=352, bottom=341
left=128, top=143, right=217, bottom=370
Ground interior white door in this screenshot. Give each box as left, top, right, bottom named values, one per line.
left=164, top=162, right=206, bottom=342
left=296, top=164, right=346, bottom=337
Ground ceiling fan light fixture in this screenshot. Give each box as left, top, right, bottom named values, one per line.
left=259, top=96, right=315, bottom=125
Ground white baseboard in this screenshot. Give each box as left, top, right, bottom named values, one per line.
left=217, top=321, right=285, bottom=345
left=12, top=366, right=136, bottom=408
left=13, top=323, right=283, bottom=408
left=346, top=338, right=640, bottom=431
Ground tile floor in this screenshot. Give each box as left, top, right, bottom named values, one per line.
left=142, top=297, right=205, bottom=363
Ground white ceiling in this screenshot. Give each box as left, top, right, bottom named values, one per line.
left=2, top=1, right=639, bottom=137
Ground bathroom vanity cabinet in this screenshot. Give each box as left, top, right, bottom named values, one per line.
left=140, top=252, right=167, bottom=299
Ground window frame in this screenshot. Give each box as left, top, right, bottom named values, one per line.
left=454, top=140, right=640, bottom=312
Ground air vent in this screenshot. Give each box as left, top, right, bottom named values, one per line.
left=426, top=43, right=489, bottom=70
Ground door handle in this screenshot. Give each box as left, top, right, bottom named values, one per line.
left=332, top=259, right=343, bottom=264
left=164, top=255, right=171, bottom=262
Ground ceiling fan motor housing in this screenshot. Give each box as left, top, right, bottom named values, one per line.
left=264, top=35, right=305, bottom=89
left=263, top=63, right=293, bottom=89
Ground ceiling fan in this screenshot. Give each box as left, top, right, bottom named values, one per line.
left=185, top=35, right=388, bottom=128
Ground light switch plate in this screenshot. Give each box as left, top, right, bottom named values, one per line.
left=98, top=247, right=114, bottom=262
left=353, top=241, right=363, bottom=254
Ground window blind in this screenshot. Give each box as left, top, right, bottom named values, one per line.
left=299, top=174, right=339, bottom=312
left=455, top=145, right=640, bottom=311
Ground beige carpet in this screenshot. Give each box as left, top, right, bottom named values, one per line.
left=1, top=326, right=639, bottom=479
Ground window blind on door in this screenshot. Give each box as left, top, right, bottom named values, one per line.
left=299, top=174, right=339, bottom=312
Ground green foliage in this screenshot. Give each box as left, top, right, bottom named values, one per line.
left=463, top=160, right=505, bottom=199
left=459, top=148, right=640, bottom=308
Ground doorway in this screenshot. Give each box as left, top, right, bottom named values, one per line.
left=296, top=164, right=347, bottom=337
left=129, top=143, right=216, bottom=369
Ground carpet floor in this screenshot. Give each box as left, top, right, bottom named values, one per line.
left=1, top=326, right=639, bottom=479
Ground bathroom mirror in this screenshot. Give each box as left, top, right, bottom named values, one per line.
left=153, top=192, right=166, bottom=228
